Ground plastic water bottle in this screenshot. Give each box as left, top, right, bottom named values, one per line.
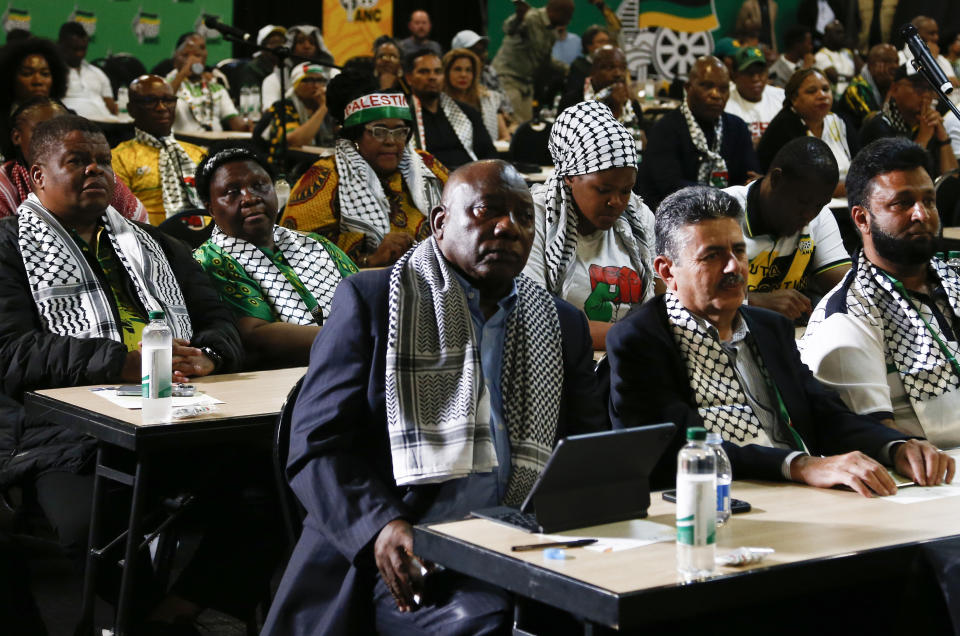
left=676, top=427, right=716, bottom=581
left=141, top=310, right=172, bottom=424
left=249, top=85, right=262, bottom=121
left=240, top=86, right=251, bottom=116
left=117, top=86, right=129, bottom=115
left=274, top=176, right=290, bottom=211
left=706, top=432, right=732, bottom=527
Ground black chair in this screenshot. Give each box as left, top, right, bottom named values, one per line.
left=92, top=54, right=147, bottom=99
left=274, top=376, right=306, bottom=551
left=936, top=169, right=960, bottom=228
left=157, top=210, right=215, bottom=249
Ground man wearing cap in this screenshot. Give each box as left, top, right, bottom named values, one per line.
left=256, top=62, right=334, bottom=164
left=399, top=10, right=443, bottom=58
left=112, top=75, right=207, bottom=225
left=236, top=25, right=287, bottom=109
left=724, top=46, right=786, bottom=146
left=859, top=66, right=959, bottom=178
left=837, top=43, right=898, bottom=130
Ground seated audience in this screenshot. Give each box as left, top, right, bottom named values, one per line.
left=0, top=116, right=285, bottom=631
left=860, top=66, right=959, bottom=179
left=262, top=25, right=335, bottom=109
left=563, top=24, right=613, bottom=100
left=194, top=144, right=356, bottom=368
left=725, top=137, right=850, bottom=320
left=284, top=71, right=447, bottom=266
left=607, top=185, right=953, bottom=492
left=0, top=36, right=67, bottom=120
left=256, top=63, right=335, bottom=164
left=58, top=21, right=117, bottom=119
left=452, top=30, right=513, bottom=123
left=112, top=75, right=206, bottom=225
left=523, top=101, right=655, bottom=350
left=373, top=36, right=403, bottom=91
left=837, top=43, right=898, bottom=130
left=757, top=68, right=855, bottom=196
left=442, top=48, right=510, bottom=142
left=398, top=10, right=443, bottom=58
left=638, top=56, right=759, bottom=209
left=236, top=25, right=287, bottom=104
left=768, top=25, right=814, bottom=88
left=813, top=20, right=859, bottom=100
left=261, top=159, right=606, bottom=635
left=1, top=97, right=146, bottom=221
left=167, top=33, right=251, bottom=133
left=945, top=31, right=960, bottom=78
left=404, top=49, right=496, bottom=169
left=898, top=16, right=959, bottom=94
left=559, top=46, right=642, bottom=154
left=724, top=45, right=786, bottom=146
left=802, top=137, right=960, bottom=448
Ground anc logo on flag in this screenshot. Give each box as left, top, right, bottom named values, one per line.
left=637, top=0, right=718, bottom=33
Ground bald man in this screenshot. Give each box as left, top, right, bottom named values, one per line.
left=638, top=56, right=759, bottom=209
left=899, top=15, right=959, bottom=92
left=112, top=75, right=207, bottom=224
left=262, top=160, right=606, bottom=635
left=838, top=43, right=898, bottom=129
left=398, top=10, right=442, bottom=58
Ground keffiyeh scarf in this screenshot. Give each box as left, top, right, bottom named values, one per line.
left=680, top=95, right=728, bottom=187
left=386, top=237, right=563, bottom=506
left=411, top=93, right=477, bottom=161
left=133, top=128, right=201, bottom=216
left=806, top=251, right=960, bottom=425
left=333, top=138, right=442, bottom=251
left=665, top=292, right=774, bottom=446
left=540, top=100, right=653, bottom=299
left=209, top=225, right=341, bottom=325
left=882, top=98, right=912, bottom=136
left=17, top=194, right=192, bottom=341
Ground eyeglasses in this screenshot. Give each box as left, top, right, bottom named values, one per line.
left=130, top=96, right=178, bottom=108
left=364, top=124, right=411, bottom=143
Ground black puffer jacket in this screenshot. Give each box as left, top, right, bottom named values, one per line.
left=0, top=215, right=244, bottom=487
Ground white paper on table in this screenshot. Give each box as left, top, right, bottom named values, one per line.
left=542, top=519, right=676, bottom=552
left=883, top=447, right=960, bottom=504
left=89, top=388, right=223, bottom=410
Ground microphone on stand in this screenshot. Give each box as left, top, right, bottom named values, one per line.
left=202, top=16, right=255, bottom=44
left=900, top=23, right=953, bottom=95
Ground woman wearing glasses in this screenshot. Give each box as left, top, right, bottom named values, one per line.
left=284, top=70, right=448, bottom=267
left=373, top=36, right=403, bottom=91
left=193, top=143, right=357, bottom=368
left=256, top=62, right=336, bottom=164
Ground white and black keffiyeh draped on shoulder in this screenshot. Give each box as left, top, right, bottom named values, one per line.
left=333, top=138, right=442, bottom=252
left=209, top=225, right=341, bottom=325
left=539, top=100, right=654, bottom=298
left=806, top=250, right=960, bottom=428
left=133, top=127, right=201, bottom=217
left=680, top=94, right=728, bottom=187
left=664, top=292, right=775, bottom=447
left=17, top=194, right=192, bottom=341
left=411, top=93, right=477, bottom=161
left=385, top=237, right=563, bottom=506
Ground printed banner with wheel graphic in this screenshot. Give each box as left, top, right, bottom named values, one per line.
left=323, top=0, right=393, bottom=65
left=637, top=0, right=718, bottom=32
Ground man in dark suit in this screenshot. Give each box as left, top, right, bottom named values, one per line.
left=607, top=185, right=952, bottom=492
left=263, top=159, right=606, bottom=635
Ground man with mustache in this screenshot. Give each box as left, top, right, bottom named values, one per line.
left=607, top=185, right=952, bottom=493
left=802, top=137, right=960, bottom=449
left=263, top=159, right=606, bottom=634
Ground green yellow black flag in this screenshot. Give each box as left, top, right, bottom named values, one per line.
left=637, top=0, right=718, bottom=33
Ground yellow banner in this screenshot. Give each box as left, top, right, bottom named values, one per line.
left=323, top=0, right=393, bottom=65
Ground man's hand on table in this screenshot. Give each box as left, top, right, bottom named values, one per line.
left=790, top=452, right=898, bottom=497
left=375, top=519, right=430, bottom=612
left=893, top=439, right=955, bottom=486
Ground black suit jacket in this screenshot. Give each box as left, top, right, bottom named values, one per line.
left=607, top=295, right=910, bottom=489
left=262, top=267, right=607, bottom=635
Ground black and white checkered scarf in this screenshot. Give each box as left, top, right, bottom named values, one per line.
left=412, top=92, right=477, bottom=161
left=333, top=138, right=442, bottom=251
left=385, top=237, right=563, bottom=506
left=664, top=292, right=774, bottom=446
left=882, top=98, right=912, bottom=136
left=680, top=94, right=728, bottom=187
left=133, top=127, right=201, bottom=216
left=539, top=101, right=654, bottom=298
left=806, top=250, right=960, bottom=411
left=209, top=225, right=342, bottom=325
left=17, top=194, right=192, bottom=341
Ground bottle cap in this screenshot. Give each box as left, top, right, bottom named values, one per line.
left=543, top=548, right=567, bottom=560
left=705, top=432, right=722, bottom=445
left=148, top=310, right=165, bottom=321
left=686, top=427, right=707, bottom=441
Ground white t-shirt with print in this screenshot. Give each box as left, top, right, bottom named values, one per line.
left=724, top=84, right=785, bottom=145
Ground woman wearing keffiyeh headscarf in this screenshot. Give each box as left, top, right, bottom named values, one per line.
left=522, top=100, right=658, bottom=350
left=283, top=70, right=448, bottom=267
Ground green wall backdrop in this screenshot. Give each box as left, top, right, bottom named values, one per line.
left=487, top=0, right=802, bottom=58
left=9, top=0, right=233, bottom=71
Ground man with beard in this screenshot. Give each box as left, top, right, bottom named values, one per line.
left=606, top=185, right=952, bottom=492
left=802, top=137, right=960, bottom=449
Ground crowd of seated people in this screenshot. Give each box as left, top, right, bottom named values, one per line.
left=3, top=6, right=960, bottom=634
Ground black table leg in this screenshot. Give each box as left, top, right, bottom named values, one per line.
left=75, top=445, right=107, bottom=636
left=115, top=457, right=148, bottom=635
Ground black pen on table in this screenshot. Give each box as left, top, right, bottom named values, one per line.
left=511, top=538, right=597, bottom=552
